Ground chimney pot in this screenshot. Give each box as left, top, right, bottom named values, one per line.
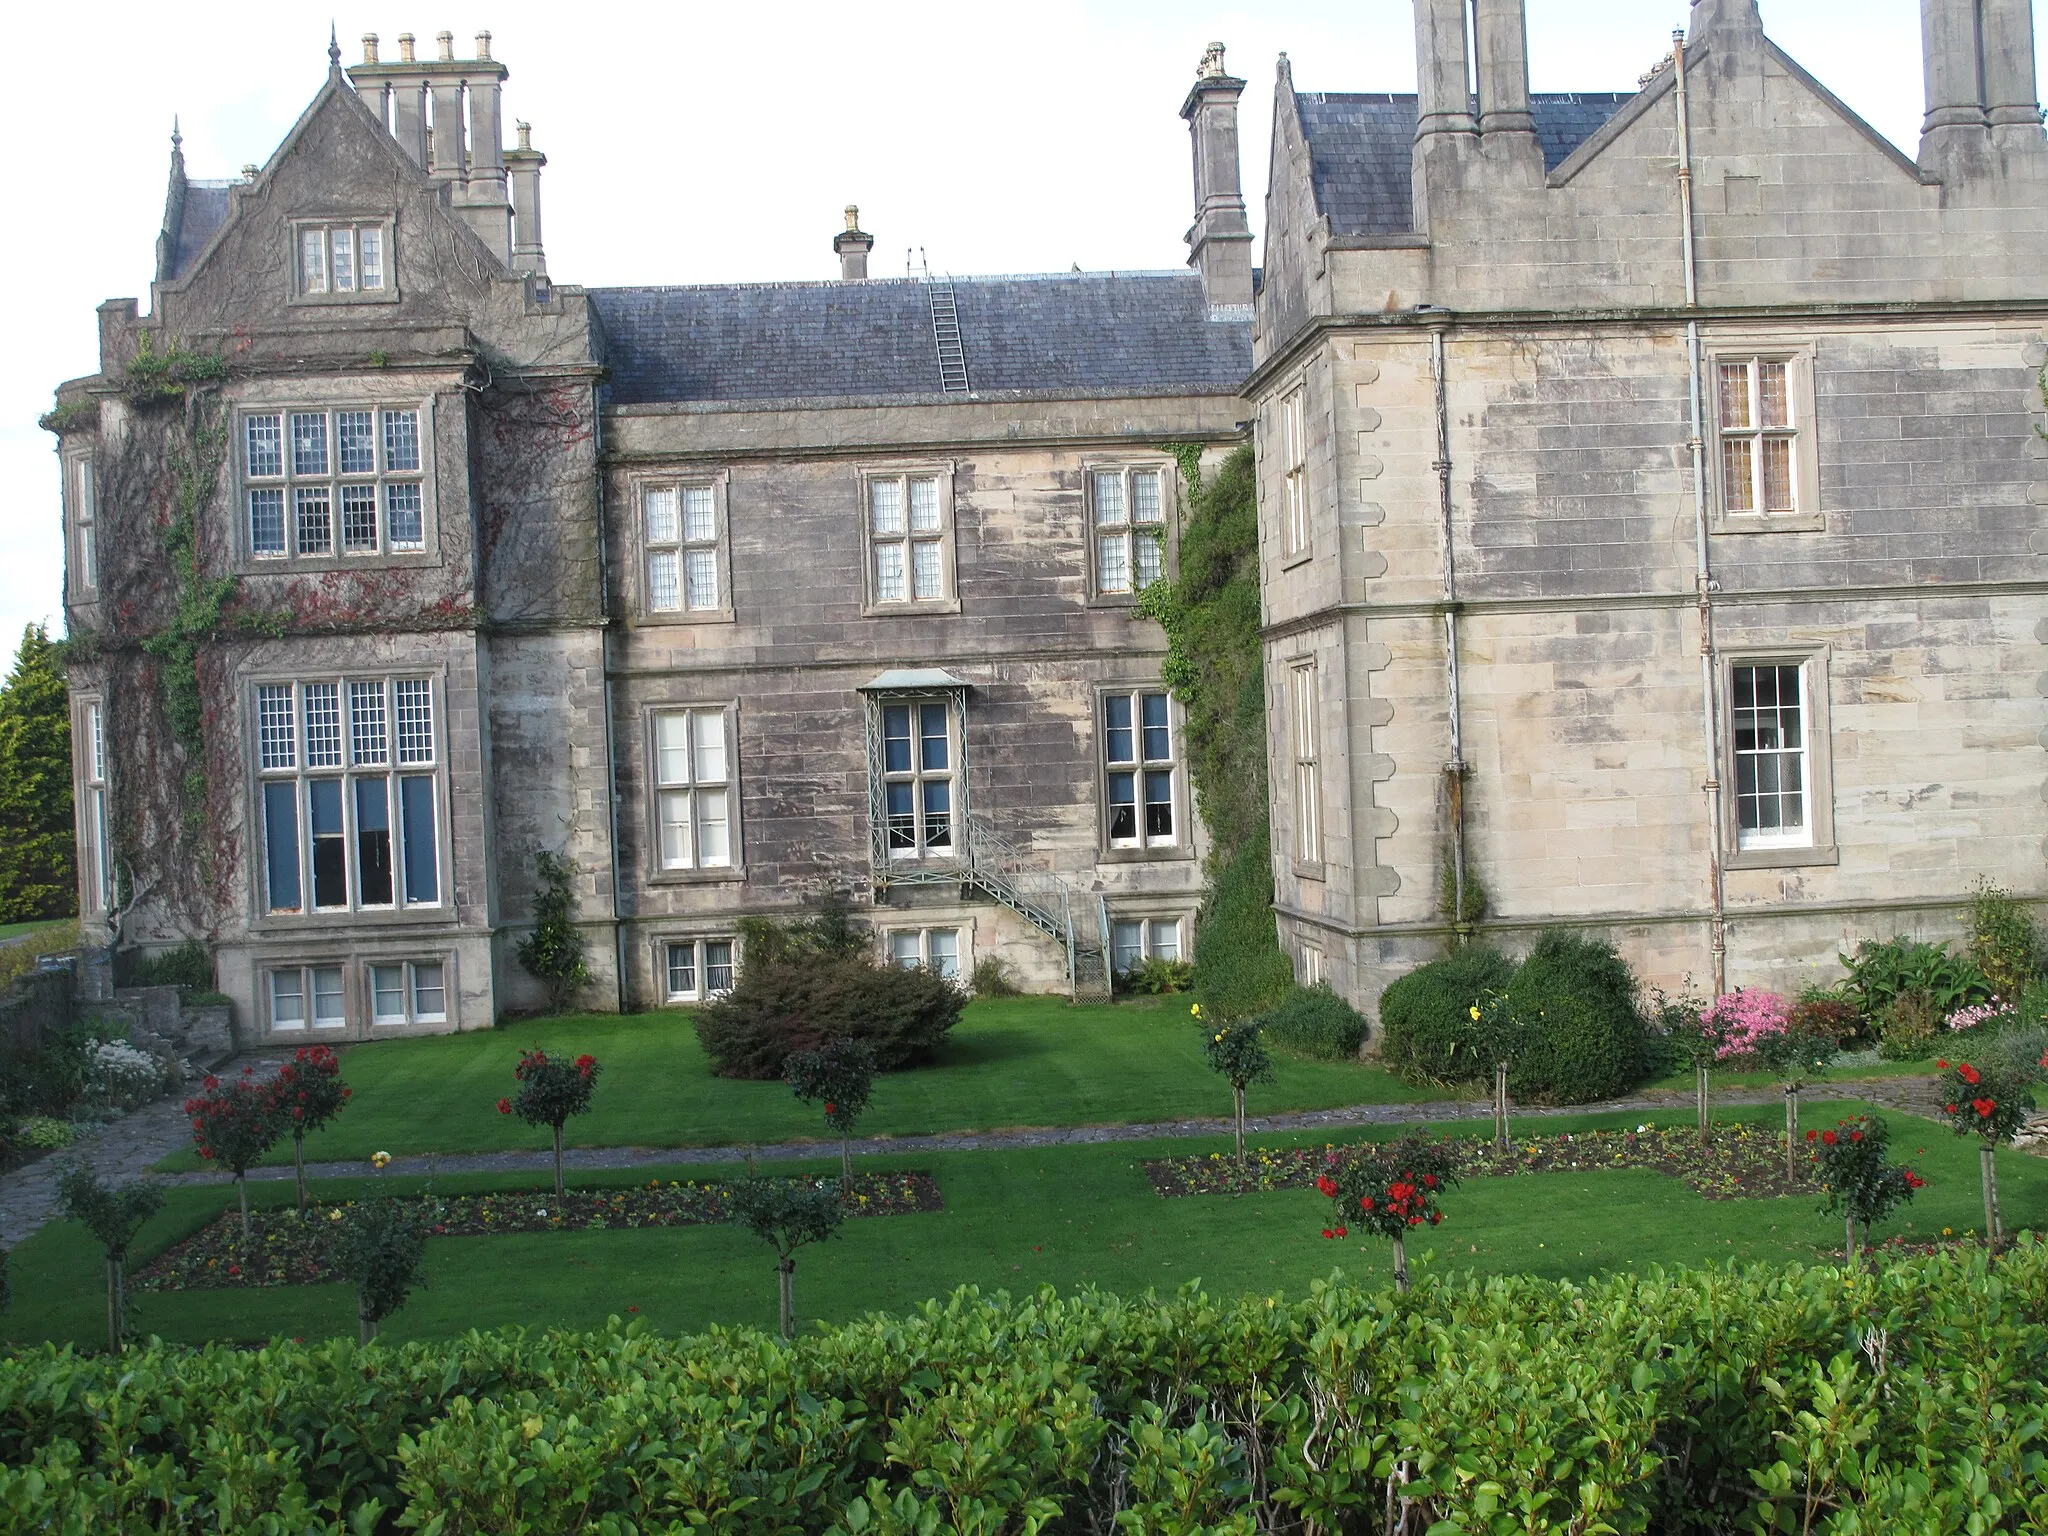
left=516, top=118, right=533, bottom=151
left=475, top=30, right=492, bottom=59
left=362, top=32, right=379, bottom=64
left=1199, top=41, right=1226, bottom=77
left=398, top=32, right=416, bottom=62
left=242, top=163, right=259, bottom=181
left=437, top=30, right=455, bottom=61
left=833, top=207, right=875, bottom=280
left=844, top=204, right=861, bottom=232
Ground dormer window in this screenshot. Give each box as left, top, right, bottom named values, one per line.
left=294, top=220, right=392, bottom=300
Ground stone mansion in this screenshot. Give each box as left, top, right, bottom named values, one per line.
left=48, top=0, right=2048, bottom=1043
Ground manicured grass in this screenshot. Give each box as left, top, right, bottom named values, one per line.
left=156, top=996, right=1453, bottom=1170
left=1645, top=1058, right=1935, bottom=1093
left=23, top=1102, right=2042, bottom=1349
left=0, top=919, right=69, bottom=944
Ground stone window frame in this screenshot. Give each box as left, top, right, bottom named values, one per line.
left=1106, top=907, right=1191, bottom=977
left=288, top=214, right=399, bottom=305
left=1092, top=681, right=1196, bottom=865
left=244, top=666, right=454, bottom=931
left=882, top=921, right=973, bottom=983
left=264, top=961, right=351, bottom=1033
left=658, top=933, right=738, bottom=1003
left=1718, top=645, right=1839, bottom=871
left=1084, top=459, right=1177, bottom=606
left=236, top=396, right=438, bottom=572
left=1277, top=381, right=1312, bottom=567
left=65, top=451, right=97, bottom=598
left=365, top=955, right=453, bottom=1027
left=1706, top=339, right=1825, bottom=534
left=73, top=694, right=110, bottom=916
left=630, top=470, right=735, bottom=626
left=859, top=462, right=961, bottom=616
left=1287, top=656, right=1325, bottom=878
left=642, top=699, right=744, bottom=886
left=1298, top=941, right=1324, bottom=987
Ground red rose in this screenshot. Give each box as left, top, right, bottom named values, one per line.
left=1805, top=1129, right=1818, bottom=1142
left=1422, top=1174, right=1438, bottom=1189
left=1334, top=1225, right=1347, bottom=1238
left=1822, top=1131, right=1837, bottom=1146
left=1974, top=1098, right=1996, bottom=1119
left=1850, top=1131, right=1863, bottom=1142
left=1315, top=1175, right=1337, bottom=1198
left=1937, top=1060, right=1948, bottom=1070
left=1429, top=1211, right=1443, bottom=1225
left=1960, top=1064, right=1981, bottom=1086
left=1408, top=1215, right=1422, bottom=1227
left=497, top=1097, right=512, bottom=1115
left=1321, top=1228, right=1334, bottom=1239
left=825, top=1103, right=836, bottom=1116
left=1360, top=1196, right=1374, bottom=1211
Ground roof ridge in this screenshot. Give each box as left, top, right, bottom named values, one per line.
left=590, top=270, right=1201, bottom=299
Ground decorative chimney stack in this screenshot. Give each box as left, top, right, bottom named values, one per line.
left=348, top=29, right=515, bottom=265
left=834, top=206, right=874, bottom=280
left=506, top=119, right=548, bottom=277
left=1982, top=0, right=2046, bottom=151
left=1180, top=42, right=1254, bottom=317
left=1413, top=0, right=1475, bottom=140
left=1919, top=0, right=1992, bottom=177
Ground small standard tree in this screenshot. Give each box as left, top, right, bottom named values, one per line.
left=1653, top=983, right=1723, bottom=1143
left=184, top=1067, right=285, bottom=1239
left=1199, top=1006, right=1274, bottom=1159
left=1937, top=1053, right=2039, bottom=1248
left=1315, top=1133, right=1461, bottom=1293
left=785, top=1039, right=878, bottom=1184
left=268, top=1045, right=351, bottom=1214
left=1807, top=1114, right=1924, bottom=1265
left=725, top=1176, right=845, bottom=1338
left=1463, top=990, right=1528, bottom=1150
left=1748, top=1012, right=1834, bottom=1181
left=337, top=1198, right=429, bottom=1344
left=55, top=1165, right=164, bottom=1352
left=497, top=1048, right=601, bottom=1199
left=515, top=849, right=592, bottom=1012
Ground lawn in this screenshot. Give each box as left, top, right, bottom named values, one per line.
left=1645, top=1057, right=1934, bottom=1094
left=23, top=1102, right=2041, bottom=1349
left=0, top=919, right=68, bottom=944
left=157, top=996, right=1454, bottom=1170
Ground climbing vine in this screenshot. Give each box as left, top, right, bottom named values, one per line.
left=1137, top=444, right=1293, bottom=1019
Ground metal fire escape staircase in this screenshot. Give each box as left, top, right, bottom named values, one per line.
left=860, top=678, right=1110, bottom=1001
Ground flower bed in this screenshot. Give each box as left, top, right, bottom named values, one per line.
left=1145, top=1123, right=1825, bottom=1202
left=132, top=1173, right=943, bottom=1292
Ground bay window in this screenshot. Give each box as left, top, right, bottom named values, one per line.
left=257, top=675, right=441, bottom=916
left=243, top=404, right=427, bottom=561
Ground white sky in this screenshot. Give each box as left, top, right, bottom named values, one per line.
left=0, top=0, right=1982, bottom=667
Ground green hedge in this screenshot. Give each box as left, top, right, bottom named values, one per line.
left=1505, top=930, right=1649, bottom=1104
left=1376, top=945, right=1516, bottom=1084
left=1259, top=983, right=1369, bottom=1060
left=5, top=1244, right=2048, bottom=1532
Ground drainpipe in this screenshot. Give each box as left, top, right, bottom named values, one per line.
left=1673, top=28, right=1728, bottom=998
left=1431, top=324, right=1471, bottom=937
left=593, top=393, right=629, bottom=1014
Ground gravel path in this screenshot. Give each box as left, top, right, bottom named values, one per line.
left=0, top=1067, right=1938, bottom=1247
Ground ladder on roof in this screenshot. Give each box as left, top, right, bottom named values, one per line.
left=927, top=280, right=970, bottom=394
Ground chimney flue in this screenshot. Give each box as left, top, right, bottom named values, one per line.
left=437, top=30, right=455, bottom=61
left=362, top=32, right=379, bottom=64
left=833, top=205, right=874, bottom=280
left=398, top=32, right=416, bottom=62
left=475, top=30, right=492, bottom=60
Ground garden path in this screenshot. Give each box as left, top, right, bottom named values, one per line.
left=0, top=1065, right=1940, bottom=1246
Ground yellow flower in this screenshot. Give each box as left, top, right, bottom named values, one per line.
left=370, top=1151, right=392, bottom=1170
left=1190, top=1003, right=1202, bottom=1017
left=1214, top=1033, right=1224, bottom=1043
left=1470, top=1006, right=1481, bottom=1021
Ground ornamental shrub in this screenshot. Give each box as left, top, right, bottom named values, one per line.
left=9, top=1245, right=2048, bottom=1531
left=1701, top=988, right=1791, bottom=1061
left=1502, top=930, right=1647, bottom=1104
left=131, top=940, right=214, bottom=997
left=1969, top=878, right=2042, bottom=1000
left=267, top=1045, right=351, bottom=1213
left=1200, top=1007, right=1274, bottom=1157
left=1376, top=945, right=1517, bottom=1085
left=1877, top=989, right=1943, bottom=1060
left=337, top=1198, right=429, bottom=1344
left=54, top=1165, right=164, bottom=1352
left=1840, top=935, right=1991, bottom=1017
left=1258, top=984, right=1368, bottom=1061
left=695, top=950, right=963, bottom=1079
left=1947, top=998, right=2020, bottom=1035
left=515, top=849, right=591, bottom=1013
left=83, top=1040, right=165, bottom=1113
left=497, top=1048, right=599, bottom=1199
left=1314, top=1131, right=1460, bottom=1291
left=183, top=1066, right=285, bottom=1238
left=725, top=1176, right=845, bottom=1338
left=1806, top=1114, right=1923, bottom=1261
left=1788, top=988, right=1866, bottom=1048
left=785, top=1039, right=877, bottom=1181
left=969, top=954, right=1021, bottom=997
left=1121, top=956, right=1195, bottom=995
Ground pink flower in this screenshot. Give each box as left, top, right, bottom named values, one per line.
left=497, top=1097, right=512, bottom=1115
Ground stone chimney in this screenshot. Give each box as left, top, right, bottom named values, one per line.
left=1982, top=0, right=2046, bottom=151
left=1413, top=0, right=1475, bottom=141
left=1180, top=42, right=1254, bottom=317
left=1919, top=0, right=1992, bottom=177
left=834, top=206, right=874, bottom=280
left=506, top=120, right=548, bottom=277
left=348, top=30, right=515, bottom=265
left=1473, top=0, right=1541, bottom=177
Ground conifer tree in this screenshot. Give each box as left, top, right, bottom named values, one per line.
left=0, top=625, right=76, bottom=921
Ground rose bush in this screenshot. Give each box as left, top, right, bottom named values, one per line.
left=1315, top=1131, right=1461, bottom=1291
left=1805, top=1114, right=1923, bottom=1263
left=498, top=1049, right=600, bottom=1199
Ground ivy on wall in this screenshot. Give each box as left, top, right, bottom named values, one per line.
left=1139, top=444, right=1293, bottom=1019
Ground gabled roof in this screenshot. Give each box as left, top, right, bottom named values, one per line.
left=1295, top=92, right=1637, bottom=236
left=588, top=271, right=1252, bottom=406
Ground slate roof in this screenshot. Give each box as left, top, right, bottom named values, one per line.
left=589, top=272, right=1252, bottom=406
left=163, top=182, right=234, bottom=281
left=1296, top=92, right=1636, bottom=236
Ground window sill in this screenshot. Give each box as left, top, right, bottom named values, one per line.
left=633, top=607, right=737, bottom=627
left=1280, top=548, right=1314, bottom=571
left=648, top=867, right=745, bottom=887
left=1097, top=844, right=1197, bottom=866
left=1709, top=511, right=1827, bottom=536
left=250, top=908, right=459, bottom=933
left=1725, top=842, right=1838, bottom=871
left=240, top=551, right=442, bottom=576
left=862, top=598, right=963, bottom=618
left=287, top=289, right=402, bottom=307
left=1292, top=859, right=1328, bottom=881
